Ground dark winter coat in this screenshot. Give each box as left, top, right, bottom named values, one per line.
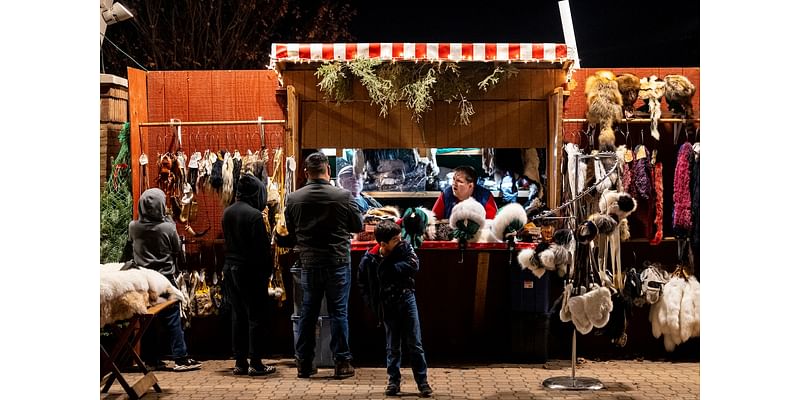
left=356, top=240, right=420, bottom=322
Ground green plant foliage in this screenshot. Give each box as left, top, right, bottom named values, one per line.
left=314, top=60, right=518, bottom=125
left=101, top=122, right=133, bottom=264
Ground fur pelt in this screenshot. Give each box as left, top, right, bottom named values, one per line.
left=673, top=142, right=694, bottom=232
left=638, top=76, right=666, bottom=140
left=534, top=243, right=571, bottom=277
left=565, top=143, right=586, bottom=198
left=560, top=283, right=573, bottom=322
left=619, top=218, right=631, bottom=241
left=585, top=71, right=623, bottom=152
left=664, top=75, right=696, bottom=117
left=648, top=274, right=700, bottom=352
left=100, top=263, right=186, bottom=328
left=365, top=205, right=402, bottom=221
left=650, top=162, right=664, bottom=245
left=493, top=203, right=528, bottom=241
left=616, top=73, right=641, bottom=117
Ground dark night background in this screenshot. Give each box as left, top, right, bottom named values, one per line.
left=347, top=0, right=699, bottom=67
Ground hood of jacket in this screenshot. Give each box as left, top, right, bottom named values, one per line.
left=138, top=188, right=167, bottom=224
left=237, top=173, right=267, bottom=211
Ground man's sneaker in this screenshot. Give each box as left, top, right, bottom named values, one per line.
left=144, top=360, right=168, bottom=372
left=232, top=360, right=249, bottom=376
left=248, top=361, right=277, bottom=377
left=173, top=357, right=202, bottom=371
left=384, top=382, right=400, bottom=396
left=333, top=360, right=355, bottom=379
left=418, top=383, right=433, bottom=397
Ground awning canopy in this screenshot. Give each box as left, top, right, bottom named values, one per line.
left=270, top=42, right=573, bottom=67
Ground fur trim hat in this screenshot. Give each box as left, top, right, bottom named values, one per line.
left=588, top=213, right=618, bottom=234
left=585, top=71, right=623, bottom=152
left=450, top=197, right=486, bottom=243
left=517, top=248, right=547, bottom=278
left=533, top=243, right=571, bottom=277
left=493, top=203, right=528, bottom=241
left=402, top=207, right=429, bottom=249
left=576, top=220, right=598, bottom=243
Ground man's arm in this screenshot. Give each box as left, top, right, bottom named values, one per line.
left=484, top=196, right=498, bottom=220
left=345, top=194, right=364, bottom=233
left=432, top=193, right=445, bottom=220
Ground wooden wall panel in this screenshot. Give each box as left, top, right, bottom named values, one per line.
left=518, top=69, right=534, bottom=100
left=301, top=101, right=317, bottom=149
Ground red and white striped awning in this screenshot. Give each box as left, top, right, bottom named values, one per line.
left=270, top=43, right=572, bottom=66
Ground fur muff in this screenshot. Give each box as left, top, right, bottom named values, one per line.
left=517, top=248, right=547, bottom=278
left=585, top=71, right=623, bottom=152
left=664, top=75, right=696, bottom=117
left=583, top=284, right=614, bottom=328
left=534, top=244, right=571, bottom=277
left=568, top=295, right=594, bottom=334
left=616, top=73, right=641, bottom=117
left=588, top=213, right=618, bottom=234
left=599, top=189, right=638, bottom=219
left=638, top=76, right=666, bottom=140
left=450, top=197, right=486, bottom=242
left=493, top=203, right=528, bottom=241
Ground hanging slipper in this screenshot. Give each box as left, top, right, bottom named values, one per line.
left=568, top=294, right=593, bottom=335
left=560, top=283, right=574, bottom=322
left=583, top=284, right=614, bottom=329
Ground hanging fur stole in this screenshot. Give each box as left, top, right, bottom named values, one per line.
left=650, top=162, right=664, bottom=245
left=649, top=274, right=700, bottom=351
left=585, top=71, right=623, bottom=152
left=564, top=143, right=586, bottom=200
left=221, top=151, right=235, bottom=206
left=523, top=148, right=540, bottom=183
left=598, top=190, right=638, bottom=290
left=673, top=142, right=694, bottom=232
left=691, top=143, right=700, bottom=247
left=638, top=76, right=666, bottom=141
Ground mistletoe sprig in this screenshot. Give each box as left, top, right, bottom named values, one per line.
left=315, top=59, right=518, bottom=125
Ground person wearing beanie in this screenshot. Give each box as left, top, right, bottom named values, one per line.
left=128, top=188, right=202, bottom=372
left=284, top=151, right=364, bottom=379
left=221, top=173, right=276, bottom=376
left=337, top=165, right=382, bottom=213
left=432, top=165, right=497, bottom=220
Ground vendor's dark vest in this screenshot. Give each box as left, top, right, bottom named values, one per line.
left=442, top=184, right=491, bottom=219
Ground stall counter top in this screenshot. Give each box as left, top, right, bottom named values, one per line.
left=350, top=240, right=539, bottom=252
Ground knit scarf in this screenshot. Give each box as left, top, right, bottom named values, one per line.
left=650, top=162, right=664, bottom=245
left=673, top=142, right=694, bottom=232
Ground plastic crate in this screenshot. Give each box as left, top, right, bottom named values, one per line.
left=509, top=264, right=551, bottom=313
left=291, top=314, right=334, bottom=368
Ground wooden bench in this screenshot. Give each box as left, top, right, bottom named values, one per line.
left=101, top=299, right=177, bottom=399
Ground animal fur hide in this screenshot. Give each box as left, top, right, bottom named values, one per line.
left=365, top=205, right=402, bottom=221
left=599, top=189, right=638, bottom=219
left=650, top=162, right=664, bottom=245
left=616, top=73, right=641, bottom=117
left=585, top=71, right=623, bottom=152
left=517, top=248, right=546, bottom=278
left=523, top=148, right=540, bottom=183
left=583, top=284, right=614, bottom=328
left=673, top=142, right=694, bottom=232
left=638, top=76, right=666, bottom=140
left=565, top=143, right=586, bottom=199
left=649, top=274, right=700, bottom=351
left=568, top=295, right=593, bottom=334
left=100, top=263, right=186, bottom=328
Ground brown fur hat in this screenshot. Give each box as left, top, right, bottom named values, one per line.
left=616, top=73, right=640, bottom=116
left=664, top=75, right=696, bottom=117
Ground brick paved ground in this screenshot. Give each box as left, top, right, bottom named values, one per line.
left=101, top=358, right=699, bottom=399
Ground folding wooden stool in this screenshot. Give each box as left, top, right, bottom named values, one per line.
left=101, top=299, right=177, bottom=399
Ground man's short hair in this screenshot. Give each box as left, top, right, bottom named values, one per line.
left=453, top=165, right=477, bottom=184
left=304, top=152, right=329, bottom=175
left=374, top=219, right=402, bottom=243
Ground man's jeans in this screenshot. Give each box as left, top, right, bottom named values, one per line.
left=383, top=290, right=428, bottom=385
left=295, top=263, right=352, bottom=364
left=142, top=302, right=188, bottom=361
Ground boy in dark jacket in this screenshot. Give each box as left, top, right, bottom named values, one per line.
left=357, top=220, right=433, bottom=397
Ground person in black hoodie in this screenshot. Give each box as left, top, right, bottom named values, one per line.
left=357, top=220, right=433, bottom=397
left=221, top=173, right=276, bottom=376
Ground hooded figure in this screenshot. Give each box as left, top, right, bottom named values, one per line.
left=126, top=187, right=202, bottom=371
left=128, top=188, right=182, bottom=276
left=220, top=172, right=276, bottom=376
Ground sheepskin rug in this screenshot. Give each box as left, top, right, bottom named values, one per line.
left=100, top=263, right=186, bottom=328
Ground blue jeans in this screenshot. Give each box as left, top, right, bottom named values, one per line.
left=141, top=302, right=188, bottom=361
left=224, top=265, right=270, bottom=361
left=383, top=290, right=428, bottom=385
left=295, top=262, right=352, bottom=364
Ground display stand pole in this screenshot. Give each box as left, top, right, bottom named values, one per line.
left=542, top=328, right=603, bottom=390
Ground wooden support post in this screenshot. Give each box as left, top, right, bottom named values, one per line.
left=472, top=252, right=491, bottom=332
left=127, top=67, right=149, bottom=219
left=286, top=85, right=300, bottom=189
left=548, top=87, right=565, bottom=210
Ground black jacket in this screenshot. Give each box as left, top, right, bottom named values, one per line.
left=357, top=240, right=420, bottom=321
left=284, top=179, right=363, bottom=265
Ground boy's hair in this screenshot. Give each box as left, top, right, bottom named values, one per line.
left=304, top=152, right=329, bottom=175
left=453, top=165, right=477, bottom=184
left=374, top=219, right=402, bottom=243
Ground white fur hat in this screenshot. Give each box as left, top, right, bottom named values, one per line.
left=450, top=198, right=487, bottom=243
left=598, top=189, right=637, bottom=219
left=493, top=203, right=528, bottom=241
left=517, top=248, right=547, bottom=278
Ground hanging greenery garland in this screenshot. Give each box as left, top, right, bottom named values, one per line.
left=315, top=59, right=518, bottom=125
